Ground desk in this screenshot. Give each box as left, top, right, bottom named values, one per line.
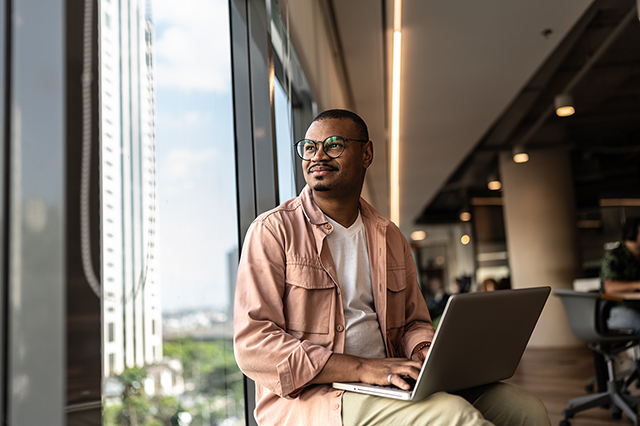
left=604, top=292, right=640, bottom=301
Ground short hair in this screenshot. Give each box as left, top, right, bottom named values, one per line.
left=312, top=109, right=369, bottom=141
left=622, top=217, right=640, bottom=241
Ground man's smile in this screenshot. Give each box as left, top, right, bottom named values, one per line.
left=308, top=163, right=338, bottom=176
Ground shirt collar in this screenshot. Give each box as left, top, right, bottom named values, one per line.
left=299, top=185, right=390, bottom=227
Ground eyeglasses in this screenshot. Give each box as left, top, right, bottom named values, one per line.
left=294, top=136, right=368, bottom=160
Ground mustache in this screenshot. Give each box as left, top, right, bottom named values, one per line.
left=307, top=162, right=338, bottom=173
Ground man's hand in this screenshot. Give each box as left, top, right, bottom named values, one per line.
left=360, top=358, right=423, bottom=390
left=310, top=354, right=422, bottom=390
left=411, top=347, right=429, bottom=363
left=410, top=341, right=431, bottom=363
left=604, top=279, right=640, bottom=294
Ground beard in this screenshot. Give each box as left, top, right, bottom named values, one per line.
left=306, top=164, right=337, bottom=192
left=312, top=180, right=331, bottom=192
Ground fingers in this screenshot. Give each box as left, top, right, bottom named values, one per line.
left=384, top=360, right=421, bottom=383
left=360, top=358, right=422, bottom=387
left=387, top=373, right=413, bottom=390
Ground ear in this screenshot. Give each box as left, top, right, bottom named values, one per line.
left=362, top=141, right=374, bottom=169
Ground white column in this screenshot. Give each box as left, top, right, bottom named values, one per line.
left=500, top=149, right=581, bottom=347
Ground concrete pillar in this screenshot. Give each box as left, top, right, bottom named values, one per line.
left=499, top=149, right=581, bottom=347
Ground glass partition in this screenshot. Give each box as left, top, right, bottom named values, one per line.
left=274, top=79, right=296, bottom=203
left=269, top=0, right=317, bottom=197
left=100, top=0, right=243, bottom=424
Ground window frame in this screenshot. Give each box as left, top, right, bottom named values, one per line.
left=229, top=1, right=316, bottom=424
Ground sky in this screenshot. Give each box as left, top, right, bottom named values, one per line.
left=152, top=0, right=238, bottom=312
left=150, top=0, right=296, bottom=313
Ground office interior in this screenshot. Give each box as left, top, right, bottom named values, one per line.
left=1, top=0, right=639, bottom=425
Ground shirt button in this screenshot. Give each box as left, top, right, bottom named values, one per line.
left=335, top=391, right=341, bottom=397
left=336, top=324, right=344, bottom=332
left=334, top=404, right=340, bottom=410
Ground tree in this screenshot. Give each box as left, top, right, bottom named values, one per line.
left=115, top=367, right=149, bottom=426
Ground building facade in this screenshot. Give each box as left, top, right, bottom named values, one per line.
left=100, top=0, right=162, bottom=376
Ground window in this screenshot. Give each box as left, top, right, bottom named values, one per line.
left=108, top=353, right=115, bottom=375
left=108, top=322, right=114, bottom=342
left=274, top=79, right=296, bottom=203
left=100, top=0, right=242, bottom=424
left=0, top=0, right=318, bottom=423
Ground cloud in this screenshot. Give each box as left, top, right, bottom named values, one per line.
left=155, top=110, right=217, bottom=137
left=183, top=111, right=202, bottom=125
left=152, top=0, right=231, bottom=93
left=161, top=148, right=217, bottom=180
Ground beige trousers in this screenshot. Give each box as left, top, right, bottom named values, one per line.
left=342, top=382, right=550, bottom=426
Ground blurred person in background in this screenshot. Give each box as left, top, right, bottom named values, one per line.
left=600, top=217, right=640, bottom=333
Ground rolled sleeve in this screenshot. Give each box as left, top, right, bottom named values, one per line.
left=402, top=322, right=434, bottom=358
left=276, top=340, right=333, bottom=397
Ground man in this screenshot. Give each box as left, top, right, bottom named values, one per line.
left=601, top=217, right=640, bottom=333
left=234, top=109, right=549, bottom=426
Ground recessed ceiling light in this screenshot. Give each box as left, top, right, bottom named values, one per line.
left=411, top=230, right=426, bottom=241
left=555, top=93, right=575, bottom=117
left=487, top=180, right=502, bottom=191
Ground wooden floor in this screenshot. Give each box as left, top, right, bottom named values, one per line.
left=506, top=346, right=639, bottom=426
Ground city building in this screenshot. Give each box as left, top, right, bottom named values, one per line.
left=100, top=0, right=162, bottom=376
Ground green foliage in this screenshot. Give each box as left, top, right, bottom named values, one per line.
left=117, top=367, right=148, bottom=385
left=117, top=367, right=148, bottom=399
left=103, top=403, right=120, bottom=426
left=105, top=395, right=180, bottom=426
left=150, top=395, right=180, bottom=423
left=105, top=367, right=180, bottom=426
left=116, top=394, right=153, bottom=426
left=163, top=338, right=241, bottom=396
left=104, top=339, right=243, bottom=426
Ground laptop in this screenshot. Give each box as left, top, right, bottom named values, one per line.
left=332, top=286, right=550, bottom=401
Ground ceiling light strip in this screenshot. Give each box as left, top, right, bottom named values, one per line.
left=390, top=0, right=402, bottom=225
left=394, top=0, right=402, bottom=30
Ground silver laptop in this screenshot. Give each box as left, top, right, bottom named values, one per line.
left=332, top=286, right=550, bottom=401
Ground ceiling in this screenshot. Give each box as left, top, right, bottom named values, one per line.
left=330, top=0, right=640, bottom=231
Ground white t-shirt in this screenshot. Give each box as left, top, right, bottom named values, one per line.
left=325, top=213, right=387, bottom=358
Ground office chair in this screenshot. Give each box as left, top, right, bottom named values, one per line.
left=554, top=289, right=640, bottom=426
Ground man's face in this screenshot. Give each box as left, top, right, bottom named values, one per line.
left=302, top=118, right=373, bottom=195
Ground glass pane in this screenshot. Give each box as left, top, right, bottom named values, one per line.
left=274, top=79, right=296, bottom=203
left=100, top=0, right=243, bottom=425
left=270, top=4, right=316, bottom=199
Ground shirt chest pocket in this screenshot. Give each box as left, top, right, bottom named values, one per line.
left=284, top=261, right=335, bottom=335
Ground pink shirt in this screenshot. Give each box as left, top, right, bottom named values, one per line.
left=234, top=186, right=435, bottom=426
